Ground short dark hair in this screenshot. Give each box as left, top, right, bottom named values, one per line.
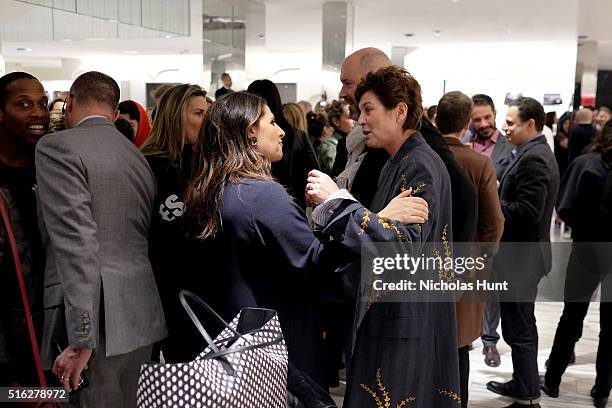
left=355, top=66, right=423, bottom=131
left=117, top=100, right=140, bottom=122
left=511, top=97, right=545, bottom=132
left=221, top=73, right=230, bottom=79
left=600, top=106, right=611, bottom=115
left=472, top=93, right=495, bottom=112
left=0, top=71, right=37, bottom=111
left=436, top=91, right=473, bottom=135
left=70, top=71, right=120, bottom=111
left=426, top=105, right=437, bottom=120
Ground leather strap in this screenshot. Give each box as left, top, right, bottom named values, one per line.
left=0, top=191, right=60, bottom=407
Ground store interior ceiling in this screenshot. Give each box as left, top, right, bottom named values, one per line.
left=1, top=0, right=611, bottom=70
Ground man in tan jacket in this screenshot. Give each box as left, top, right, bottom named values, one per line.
left=437, top=91, right=505, bottom=408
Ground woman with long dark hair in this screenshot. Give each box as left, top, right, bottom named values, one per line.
left=247, top=80, right=319, bottom=210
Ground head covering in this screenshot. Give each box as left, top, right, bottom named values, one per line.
left=133, top=101, right=152, bottom=147
left=118, top=100, right=152, bottom=147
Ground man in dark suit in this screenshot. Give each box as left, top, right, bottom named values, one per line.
left=36, top=71, right=167, bottom=406
left=568, top=108, right=596, bottom=163
left=465, top=94, right=514, bottom=368
left=486, top=97, right=559, bottom=408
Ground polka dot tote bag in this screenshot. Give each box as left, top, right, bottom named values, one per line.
left=137, top=290, right=288, bottom=407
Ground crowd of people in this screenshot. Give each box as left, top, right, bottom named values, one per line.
left=0, top=46, right=610, bottom=408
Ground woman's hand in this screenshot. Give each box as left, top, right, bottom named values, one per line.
left=306, top=170, right=340, bottom=204
left=378, top=188, right=429, bottom=224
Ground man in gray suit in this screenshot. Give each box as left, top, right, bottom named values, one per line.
left=35, top=71, right=166, bottom=406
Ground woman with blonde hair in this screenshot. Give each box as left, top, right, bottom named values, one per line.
left=283, top=102, right=307, bottom=133
left=141, top=84, right=210, bottom=363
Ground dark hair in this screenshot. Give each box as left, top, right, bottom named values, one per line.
left=511, top=97, right=545, bottom=132
left=185, top=91, right=270, bottom=239
left=70, top=71, right=120, bottom=111
left=545, top=111, right=557, bottom=129
left=118, top=100, right=140, bottom=122
left=246, top=79, right=291, bottom=134
left=427, top=105, right=437, bottom=121
left=0, top=71, right=37, bottom=111
left=48, top=98, right=64, bottom=112
left=306, top=112, right=329, bottom=139
left=221, top=73, right=230, bottom=79
left=592, top=120, right=612, bottom=158
left=325, top=99, right=348, bottom=132
left=354, top=66, right=423, bottom=131
left=436, top=91, right=472, bottom=135
left=599, top=106, right=611, bottom=115
left=472, top=94, right=495, bottom=112
left=114, top=117, right=135, bottom=143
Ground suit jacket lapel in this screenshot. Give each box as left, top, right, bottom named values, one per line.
left=498, top=138, right=544, bottom=188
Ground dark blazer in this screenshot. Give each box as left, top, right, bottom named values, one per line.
left=318, top=133, right=460, bottom=407
left=218, top=179, right=325, bottom=384
left=496, top=135, right=560, bottom=280
left=568, top=124, right=596, bottom=164
left=464, top=129, right=514, bottom=179
left=350, top=118, right=478, bottom=243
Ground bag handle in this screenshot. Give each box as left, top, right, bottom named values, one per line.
left=179, top=290, right=240, bottom=353
left=179, top=290, right=284, bottom=357
left=0, top=191, right=60, bottom=408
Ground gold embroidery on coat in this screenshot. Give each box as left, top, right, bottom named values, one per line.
left=360, top=368, right=416, bottom=407
left=438, top=389, right=461, bottom=404
left=377, top=216, right=406, bottom=241
left=358, top=209, right=372, bottom=236
left=432, top=225, right=455, bottom=282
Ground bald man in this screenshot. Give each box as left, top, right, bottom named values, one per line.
left=568, top=108, right=596, bottom=163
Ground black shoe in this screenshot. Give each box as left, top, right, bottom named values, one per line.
left=539, top=375, right=559, bottom=398
left=502, top=403, right=541, bottom=408
left=486, top=380, right=516, bottom=398
left=545, top=350, right=576, bottom=368
left=483, top=345, right=501, bottom=367
left=591, top=386, right=609, bottom=408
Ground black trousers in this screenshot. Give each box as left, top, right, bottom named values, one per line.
left=545, top=243, right=612, bottom=398
left=500, top=300, right=540, bottom=401
left=458, top=346, right=470, bottom=408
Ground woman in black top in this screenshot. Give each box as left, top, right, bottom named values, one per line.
left=140, top=84, right=210, bottom=363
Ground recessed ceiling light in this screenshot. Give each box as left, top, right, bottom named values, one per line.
left=404, top=33, right=414, bottom=37
left=124, top=50, right=138, bottom=54
left=60, top=38, right=72, bottom=42
left=16, top=47, right=32, bottom=51
left=165, top=35, right=172, bottom=39
left=434, top=30, right=441, bottom=36
left=451, top=0, right=459, bottom=3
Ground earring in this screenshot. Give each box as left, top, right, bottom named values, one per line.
left=251, top=138, right=257, bottom=146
